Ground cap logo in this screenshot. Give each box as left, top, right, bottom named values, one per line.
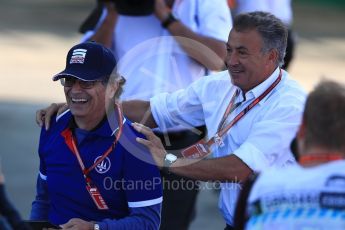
left=70, top=48, right=87, bottom=64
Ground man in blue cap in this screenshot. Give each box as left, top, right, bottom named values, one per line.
left=30, top=42, right=162, bottom=230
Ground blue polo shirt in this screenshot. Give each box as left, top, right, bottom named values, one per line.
left=33, top=110, right=162, bottom=225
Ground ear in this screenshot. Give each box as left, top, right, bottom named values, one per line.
left=106, top=81, right=119, bottom=99
left=267, top=48, right=279, bottom=66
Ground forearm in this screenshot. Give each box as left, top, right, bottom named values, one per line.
left=165, top=21, right=227, bottom=70
left=155, top=1, right=226, bottom=71
left=170, top=154, right=253, bottom=182
left=132, top=122, right=253, bottom=182
left=122, top=100, right=157, bottom=128
left=90, top=5, right=117, bottom=48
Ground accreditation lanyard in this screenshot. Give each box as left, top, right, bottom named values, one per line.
left=181, top=69, right=282, bottom=159
left=67, top=103, right=123, bottom=210
left=217, top=89, right=241, bottom=134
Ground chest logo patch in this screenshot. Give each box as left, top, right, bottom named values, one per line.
left=94, top=156, right=111, bottom=174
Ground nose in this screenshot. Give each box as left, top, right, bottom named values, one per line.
left=70, top=80, right=83, bottom=92
left=225, top=52, right=239, bottom=67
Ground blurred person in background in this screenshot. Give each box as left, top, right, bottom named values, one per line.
left=234, top=80, right=345, bottom=230
left=229, top=0, right=295, bottom=70
left=78, top=0, right=232, bottom=229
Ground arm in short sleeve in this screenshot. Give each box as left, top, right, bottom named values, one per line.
left=196, top=0, right=232, bottom=41
left=30, top=127, right=50, bottom=220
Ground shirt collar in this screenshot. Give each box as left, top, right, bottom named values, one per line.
left=239, top=67, right=281, bottom=104
left=68, top=111, right=126, bottom=138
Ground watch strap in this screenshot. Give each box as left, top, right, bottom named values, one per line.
left=163, top=153, right=177, bottom=174
left=162, top=13, right=178, bottom=28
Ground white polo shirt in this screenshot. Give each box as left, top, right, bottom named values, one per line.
left=246, top=160, right=345, bottom=229
left=150, top=67, right=306, bottom=225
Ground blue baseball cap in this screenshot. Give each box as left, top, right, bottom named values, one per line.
left=53, top=41, right=116, bottom=81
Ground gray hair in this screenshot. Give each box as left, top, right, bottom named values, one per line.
left=233, top=11, right=288, bottom=67
left=103, top=71, right=126, bottom=100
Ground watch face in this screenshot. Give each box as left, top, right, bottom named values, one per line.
left=166, top=153, right=177, bottom=162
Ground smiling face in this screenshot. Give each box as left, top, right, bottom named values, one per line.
left=225, top=28, right=277, bottom=93
left=64, top=78, right=109, bottom=130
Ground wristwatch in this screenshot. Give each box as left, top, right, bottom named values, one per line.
left=161, top=13, right=178, bottom=28
left=94, top=223, right=100, bottom=230
left=164, top=153, right=178, bottom=170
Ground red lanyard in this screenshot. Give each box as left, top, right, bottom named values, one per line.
left=210, top=69, right=282, bottom=145
left=71, top=103, right=123, bottom=178
left=62, top=103, right=124, bottom=210
left=181, top=69, right=282, bottom=159
left=217, top=89, right=241, bottom=132
left=299, top=153, right=344, bottom=165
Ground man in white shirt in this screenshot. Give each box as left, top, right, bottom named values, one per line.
left=37, top=11, right=305, bottom=229
left=234, top=80, right=345, bottom=230
left=129, top=12, right=305, bottom=229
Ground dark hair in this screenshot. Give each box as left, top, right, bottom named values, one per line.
left=233, top=11, right=288, bottom=67
left=303, top=80, right=345, bottom=153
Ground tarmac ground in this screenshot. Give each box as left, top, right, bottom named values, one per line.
left=0, top=1, right=344, bottom=229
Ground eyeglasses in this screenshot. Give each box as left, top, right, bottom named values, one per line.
left=60, top=78, right=107, bottom=89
